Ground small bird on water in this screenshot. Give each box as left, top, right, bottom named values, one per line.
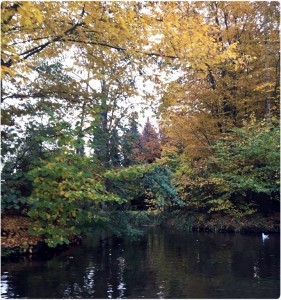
left=262, top=233, right=269, bottom=241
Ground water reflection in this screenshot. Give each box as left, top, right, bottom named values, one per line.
left=117, top=256, right=126, bottom=298
left=107, top=282, right=113, bottom=299
left=1, top=229, right=280, bottom=299
left=253, top=263, right=260, bottom=278
left=157, top=283, right=165, bottom=299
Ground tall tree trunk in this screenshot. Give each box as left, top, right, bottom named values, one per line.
left=264, top=19, right=271, bottom=125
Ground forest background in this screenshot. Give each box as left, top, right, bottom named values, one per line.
left=1, top=1, right=280, bottom=250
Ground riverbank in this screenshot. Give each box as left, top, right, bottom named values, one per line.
left=1, top=215, right=81, bottom=259
left=128, top=210, right=280, bottom=233
left=2, top=211, right=279, bottom=259
left=158, top=210, right=280, bottom=233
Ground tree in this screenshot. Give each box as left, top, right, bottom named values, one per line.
left=159, top=2, right=280, bottom=159
left=121, top=112, right=140, bottom=167
left=1, top=1, right=279, bottom=247
left=105, top=163, right=181, bottom=211
left=84, top=50, right=141, bottom=168
left=109, top=128, right=121, bottom=167
left=133, top=118, right=161, bottom=164
left=27, top=150, right=122, bottom=247
left=1, top=2, right=153, bottom=75
left=1, top=108, right=89, bottom=214
left=162, top=117, right=280, bottom=217
left=207, top=117, right=280, bottom=216
left=1, top=113, right=60, bottom=213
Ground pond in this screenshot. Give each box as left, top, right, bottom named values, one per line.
left=1, top=228, right=280, bottom=299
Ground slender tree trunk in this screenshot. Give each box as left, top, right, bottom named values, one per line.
left=101, top=79, right=110, bottom=168
left=264, top=20, right=271, bottom=125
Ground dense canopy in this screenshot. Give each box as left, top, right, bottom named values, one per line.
left=1, top=1, right=280, bottom=248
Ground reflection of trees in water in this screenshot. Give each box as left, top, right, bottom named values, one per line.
left=1, top=272, right=18, bottom=299
left=1, top=230, right=280, bottom=299
left=117, top=257, right=126, bottom=298
left=142, top=230, right=280, bottom=298
left=98, top=236, right=128, bottom=298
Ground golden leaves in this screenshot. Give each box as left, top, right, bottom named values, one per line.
left=1, top=65, right=14, bottom=78
left=1, top=215, right=43, bottom=249
left=159, top=1, right=280, bottom=162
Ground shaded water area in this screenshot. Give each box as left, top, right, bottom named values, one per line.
left=1, top=228, right=280, bottom=299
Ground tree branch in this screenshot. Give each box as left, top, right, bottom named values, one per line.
left=65, top=38, right=179, bottom=59
left=19, top=22, right=85, bottom=60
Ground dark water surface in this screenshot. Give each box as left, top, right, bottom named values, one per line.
left=1, top=228, right=280, bottom=299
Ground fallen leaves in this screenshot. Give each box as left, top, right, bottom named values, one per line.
left=1, top=215, right=43, bottom=249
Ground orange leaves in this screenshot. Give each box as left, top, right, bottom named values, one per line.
left=132, top=118, right=161, bottom=164
left=1, top=215, right=43, bottom=250
left=1, top=65, right=14, bottom=78
left=159, top=2, right=280, bottom=164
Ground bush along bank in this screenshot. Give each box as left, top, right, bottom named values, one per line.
left=1, top=215, right=82, bottom=260
left=158, top=210, right=280, bottom=233
left=1, top=211, right=157, bottom=260
left=1, top=209, right=279, bottom=260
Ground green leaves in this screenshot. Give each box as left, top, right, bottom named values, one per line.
left=105, top=163, right=182, bottom=209
left=162, top=117, right=280, bottom=217
left=206, top=119, right=280, bottom=215
left=210, top=119, right=280, bottom=197
left=27, top=151, right=122, bottom=247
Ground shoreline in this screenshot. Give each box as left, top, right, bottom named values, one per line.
left=1, top=211, right=279, bottom=259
